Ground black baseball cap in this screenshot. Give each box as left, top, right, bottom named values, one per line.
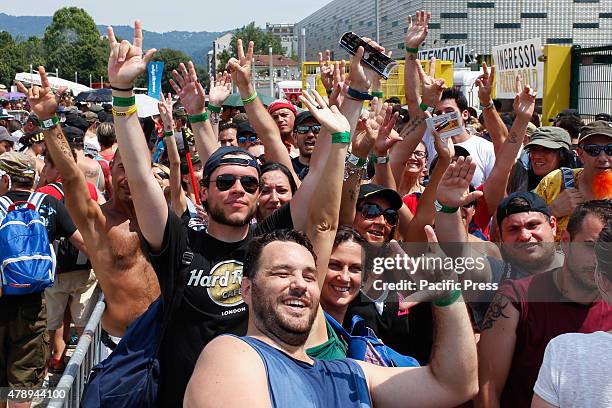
left=496, top=191, right=551, bottom=227
left=61, top=125, right=85, bottom=144
left=549, top=108, right=579, bottom=122
left=202, top=146, right=260, bottom=180
left=236, top=122, right=257, bottom=138
left=294, top=111, right=318, bottom=129
left=358, top=184, right=403, bottom=210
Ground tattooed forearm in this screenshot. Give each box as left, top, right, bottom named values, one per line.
left=507, top=130, right=519, bottom=144
left=400, top=115, right=426, bottom=137
left=48, top=127, right=73, bottom=160
left=480, top=294, right=511, bottom=330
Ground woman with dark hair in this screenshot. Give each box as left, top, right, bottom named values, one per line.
left=256, top=162, right=297, bottom=222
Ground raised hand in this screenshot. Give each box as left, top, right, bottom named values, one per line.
left=352, top=116, right=377, bottom=159
left=405, top=11, right=430, bottom=50
left=475, top=62, right=495, bottom=106
left=372, top=105, right=402, bottom=157
left=318, top=50, right=333, bottom=91
left=16, top=66, right=66, bottom=120
left=329, top=60, right=350, bottom=107
left=512, top=75, right=536, bottom=119
left=107, top=20, right=156, bottom=89
left=347, top=37, right=385, bottom=91
left=169, top=61, right=205, bottom=115
left=436, top=156, right=483, bottom=208
left=158, top=93, right=174, bottom=128
left=226, top=39, right=254, bottom=90
left=417, top=57, right=446, bottom=107
left=208, top=71, right=231, bottom=107
left=432, top=126, right=455, bottom=165
left=300, top=90, right=350, bottom=135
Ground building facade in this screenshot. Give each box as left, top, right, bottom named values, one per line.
left=209, top=32, right=234, bottom=76
left=266, top=23, right=299, bottom=58
left=295, top=0, right=612, bottom=62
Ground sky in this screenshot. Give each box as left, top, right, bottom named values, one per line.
left=0, top=0, right=332, bottom=32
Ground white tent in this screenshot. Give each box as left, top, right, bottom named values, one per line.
left=135, top=94, right=160, bottom=118
left=14, top=72, right=92, bottom=96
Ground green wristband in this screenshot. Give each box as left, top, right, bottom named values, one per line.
left=189, top=112, right=209, bottom=123
left=435, top=200, right=459, bottom=214
left=406, top=47, right=419, bottom=54
left=434, top=289, right=462, bottom=307
left=113, top=96, right=136, bottom=107
left=242, top=91, right=258, bottom=105
left=208, top=104, right=221, bottom=113
left=163, top=131, right=174, bottom=138
left=371, top=91, right=384, bottom=98
left=332, top=131, right=351, bottom=144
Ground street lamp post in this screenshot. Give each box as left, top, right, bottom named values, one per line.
left=269, top=45, right=274, bottom=97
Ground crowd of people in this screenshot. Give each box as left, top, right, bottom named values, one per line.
left=0, top=11, right=611, bottom=408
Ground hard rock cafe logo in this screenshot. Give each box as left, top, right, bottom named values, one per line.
left=187, top=260, right=244, bottom=307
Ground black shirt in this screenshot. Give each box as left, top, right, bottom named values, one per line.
left=291, top=156, right=309, bottom=180
left=149, top=203, right=293, bottom=407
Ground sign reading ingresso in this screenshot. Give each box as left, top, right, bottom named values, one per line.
left=492, top=38, right=543, bottom=99
left=418, top=44, right=465, bottom=68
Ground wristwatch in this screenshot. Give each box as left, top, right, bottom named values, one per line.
left=41, top=115, right=59, bottom=130
left=434, top=200, right=459, bottom=214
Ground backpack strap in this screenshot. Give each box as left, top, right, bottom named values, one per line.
left=560, top=167, right=575, bottom=190
left=27, top=192, right=47, bottom=212
left=0, top=195, right=12, bottom=216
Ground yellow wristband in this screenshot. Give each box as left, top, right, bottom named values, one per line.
left=112, top=105, right=138, bottom=117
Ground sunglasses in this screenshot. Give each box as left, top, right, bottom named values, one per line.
left=208, top=174, right=259, bottom=194
left=581, top=144, right=612, bottom=157
left=295, top=124, right=321, bottom=134
left=360, top=203, right=398, bottom=226
left=238, top=136, right=258, bottom=144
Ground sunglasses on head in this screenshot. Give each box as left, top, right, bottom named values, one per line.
left=238, top=136, right=258, bottom=144
left=581, top=143, right=612, bottom=157
left=208, top=174, right=259, bottom=194
left=360, top=203, right=398, bottom=225
left=295, top=124, right=321, bottom=134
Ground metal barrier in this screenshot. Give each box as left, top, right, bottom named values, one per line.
left=570, top=45, right=612, bottom=122
left=47, top=292, right=106, bottom=408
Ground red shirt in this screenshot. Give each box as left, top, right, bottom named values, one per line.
left=497, top=270, right=612, bottom=407
left=37, top=179, right=98, bottom=202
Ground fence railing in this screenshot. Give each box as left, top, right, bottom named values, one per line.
left=47, top=292, right=106, bottom=408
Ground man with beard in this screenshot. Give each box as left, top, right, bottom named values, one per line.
left=536, top=120, right=612, bottom=240
left=476, top=200, right=612, bottom=408
left=16, top=69, right=161, bottom=339
left=291, top=110, right=321, bottom=180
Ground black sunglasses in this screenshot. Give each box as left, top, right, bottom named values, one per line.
left=238, top=136, right=258, bottom=144
left=581, top=143, right=612, bottom=157
left=209, top=174, right=259, bottom=194
left=296, top=124, right=321, bottom=134
left=360, top=203, right=398, bottom=225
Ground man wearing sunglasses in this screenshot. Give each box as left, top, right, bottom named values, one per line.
left=236, top=121, right=260, bottom=148
left=536, top=120, right=612, bottom=240
left=291, top=110, right=321, bottom=180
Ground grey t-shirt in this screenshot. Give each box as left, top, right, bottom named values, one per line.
left=534, top=331, right=612, bottom=407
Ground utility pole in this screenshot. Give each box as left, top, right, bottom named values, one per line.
left=269, top=46, right=274, bottom=97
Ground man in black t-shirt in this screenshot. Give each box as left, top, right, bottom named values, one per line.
left=0, top=151, right=86, bottom=400
left=291, top=111, right=321, bottom=180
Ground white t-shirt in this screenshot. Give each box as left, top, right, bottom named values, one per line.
left=423, top=131, right=496, bottom=187
left=534, top=331, right=612, bottom=407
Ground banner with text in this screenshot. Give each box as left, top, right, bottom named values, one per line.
left=493, top=38, right=543, bottom=99
left=148, top=61, right=164, bottom=100
left=418, top=44, right=465, bottom=68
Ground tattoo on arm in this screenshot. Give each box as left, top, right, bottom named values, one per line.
left=348, top=188, right=358, bottom=201
left=400, top=116, right=425, bottom=137
left=507, top=130, right=519, bottom=144
left=50, top=128, right=73, bottom=159
left=481, top=294, right=511, bottom=331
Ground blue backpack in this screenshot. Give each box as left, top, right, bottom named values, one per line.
left=324, top=311, right=420, bottom=368
left=0, top=192, right=55, bottom=295
left=81, top=251, right=191, bottom=408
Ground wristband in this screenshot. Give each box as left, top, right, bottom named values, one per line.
left=332, top=131, right=351, bottom=144
left=371, top=153, right=390, bottom=164
left=242, top=91, right=258, bottom=105
left=434, top=200, right=459, bottom=214
left=480, top=100, right=495, bottom=110
left=419, top=102, right=434, bottom=113
left=347, top=87, right=374, bottom=101
left=163, top=131, right=174, bottom=138
left=40, top=115, right=59, bottom=130
left=207, top=104, right=222, bottom=113
left=371, top=91, right=384, bottom=98
left=110, top=85, right=134, bottom=92
left=189, top=112, right=209, bottom=123
left=434, top=289, right=462, bottom=307
left=346, top=152, right=367, bottom=167
left=406, top=47, right=419, bottom=54
left=112, top=105, right=138, bottom=117
left=113, top=96, right=136, bottom=107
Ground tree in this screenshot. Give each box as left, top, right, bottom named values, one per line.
left=17, top=37, right=46, bottom=69
left=230, top=22, right=283, bottom=57
left=42, top=7, right=108, bottom=85
left=216, top=49, right=231, bottom=73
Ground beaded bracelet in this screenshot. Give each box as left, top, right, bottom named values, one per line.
left=189, top=112, right=209, bottom=123
left=332, top=131, right=351, bottom=144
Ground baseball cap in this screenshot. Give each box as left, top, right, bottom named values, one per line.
left=61, top=125, right=84, bottom=144
left=89, top=104, right=104, bottom=113
left=268, top=99, right=297, bottom=116
left=0, top=126, right=17, bottom=143
left=358, top=184, right=403, bottom=210
left=496, top=191, right=551, bottom=227
left=65, top=112, right=89, bottom=131
left=578, top=120, right=612, bottom=144
left=595, top=113, right=611, bottom=122
left=84, top=111, right=99, bottom=124
left=202, top=146, right=260, bottom=180
left=294, top=111, right=317, bottom=129
left=236, top=122, right=257, bottom=138
left=0, top=151, right=36, bottom=180
left=549, top=108, right=579, bottom=122
left=23, top=128, right=45, bottom=144
left=525, top=126, right=571, bottom=151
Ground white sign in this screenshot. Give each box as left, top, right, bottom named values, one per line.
left=492, top=38, right=543, bottom=99
left=418, top=45, right=465, bottom=67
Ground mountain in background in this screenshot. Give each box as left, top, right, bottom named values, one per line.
left=0, top=13, right=224, bottom=66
